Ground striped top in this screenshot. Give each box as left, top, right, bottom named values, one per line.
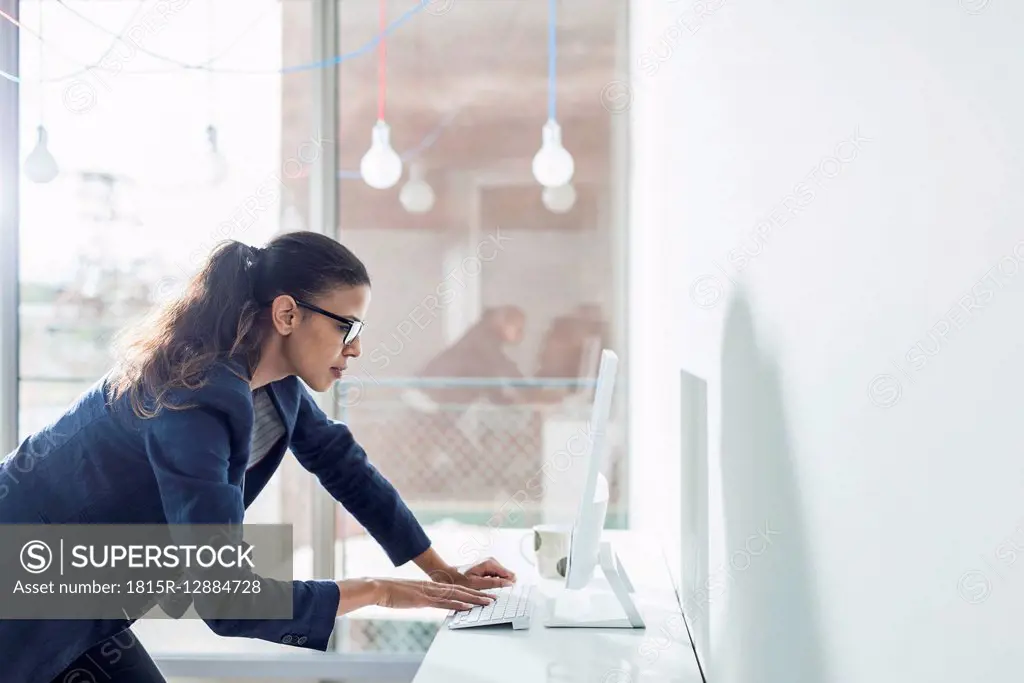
left=249, top=388, right=286, bottom=470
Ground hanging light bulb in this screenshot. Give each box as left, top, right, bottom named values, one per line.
left=360, top=120, right=403, bottom=190
left=204, top=124, right=228, bottom=186
left=541, top=182, right=576, bottom=214
left=24, top=125, right=59, bottom=184
left=399, top=162, right=435, bottom=213
left=25, top=6, right=58, bottom=185
left=532, top=119, right=574, bottom=188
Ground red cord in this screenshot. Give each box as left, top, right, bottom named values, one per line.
left=377, top=0, right=386, bottom=121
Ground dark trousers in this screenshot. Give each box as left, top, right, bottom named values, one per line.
left=51, top=630, right=165, bottom=683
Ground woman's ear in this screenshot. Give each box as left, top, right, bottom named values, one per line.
left=269, top=295, right=299, bottom=335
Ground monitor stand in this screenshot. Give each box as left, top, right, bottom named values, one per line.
left=544, top=541, right=646, bottom=629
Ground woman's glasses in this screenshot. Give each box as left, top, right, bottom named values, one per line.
left=293, top=299, right=364, bottom=345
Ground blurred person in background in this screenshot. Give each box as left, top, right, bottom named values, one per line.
left=0, top=231, right=516, bottom=683
left=535, top=303, right=610, bottom=397
left=417, top=305, right=528, bottom=410
left=399, top=306, right=531, bottom=467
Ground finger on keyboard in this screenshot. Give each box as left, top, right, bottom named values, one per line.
left=454, top=587, right=493, bottom=604
left=444, top=601, right=475, bottom=611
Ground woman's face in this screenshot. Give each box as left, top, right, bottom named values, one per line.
left=275, top=284, right=370, bottom=393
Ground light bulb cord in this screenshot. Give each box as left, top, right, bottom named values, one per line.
left=38, top=0, right=45, bottom=123
left=206, top=0, right=216, bottom=124
left=0, top=0, right=435, bottom=82
left=547, top=0, right=556, bottom=122
left=377, top=0, right=387, bottom=121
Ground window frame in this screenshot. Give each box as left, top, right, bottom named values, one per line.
left=1, top=0, right=19, bottom=455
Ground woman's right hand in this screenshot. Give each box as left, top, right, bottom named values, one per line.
left=373, top=578, right=495, bottom=611
left=336, top=578, right=495, bottom=616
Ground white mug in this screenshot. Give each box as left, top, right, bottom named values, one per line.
left=531, top=523, right=571, bottom=580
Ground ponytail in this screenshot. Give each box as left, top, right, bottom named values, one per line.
left=107, top=240, right=266, bottom=417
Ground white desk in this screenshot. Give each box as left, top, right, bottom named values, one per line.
left=411, top=529, right=702, bottom=683
left=151, top=525, right=702, bottom=682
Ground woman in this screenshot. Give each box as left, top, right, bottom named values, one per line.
left=0, top=231, right=516, bottom=683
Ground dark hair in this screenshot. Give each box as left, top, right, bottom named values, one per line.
left=481, top=305, right=525, bottom=331
left=107, top=231, right=370, bottom=418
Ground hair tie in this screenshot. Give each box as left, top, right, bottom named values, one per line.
left=245, top=245, right=264, bottom=300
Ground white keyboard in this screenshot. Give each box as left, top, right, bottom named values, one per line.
left=447, top=583, right=535, bottom=630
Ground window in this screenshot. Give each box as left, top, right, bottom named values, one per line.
left=9, top=0, right=630, bottom=667
left=16, top=0, right=313, bottom=657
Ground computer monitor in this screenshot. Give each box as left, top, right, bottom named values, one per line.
left=562, top=349, right=617, bottom=590
left=545, top=349, right=644, bottom=628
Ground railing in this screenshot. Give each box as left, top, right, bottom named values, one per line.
left=326, top=375, right=623, bottom=526
left=18, top=376, right=627, bottom=531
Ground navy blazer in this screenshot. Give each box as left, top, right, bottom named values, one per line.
left=0, top=357, right=431, bottom=683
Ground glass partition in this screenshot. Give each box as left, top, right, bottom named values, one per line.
left=328, top=0, right=628, bottom=655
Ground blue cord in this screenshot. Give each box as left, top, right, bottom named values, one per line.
left=1, top=0, right=431, bottom=82
left=548, top=0, right=557, bottom=122
left=282, top=0, right=427, bottom=74
left=4, top=0, right=457, bottom=171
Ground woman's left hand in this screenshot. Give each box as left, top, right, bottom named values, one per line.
left=435, top=557, right=516, bottom=590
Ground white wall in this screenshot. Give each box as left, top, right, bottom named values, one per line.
left=630, top=1, right=1024, bottom=681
